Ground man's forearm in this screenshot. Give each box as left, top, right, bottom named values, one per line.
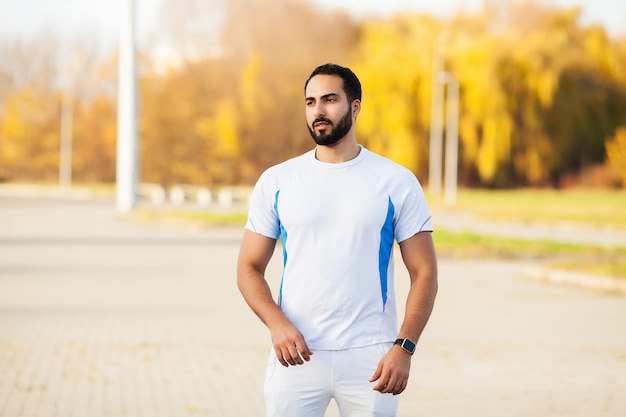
left=397, top=232, right=438, bottom=344
left=237, top=266, right=287, bottom=328
left=398, top=271, right=438, bottom=343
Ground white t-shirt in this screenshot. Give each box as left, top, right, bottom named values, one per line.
left=245, top=146, right=433, bottom=350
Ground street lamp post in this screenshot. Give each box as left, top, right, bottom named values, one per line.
left=442, top=72, right=459, bottom=206
left=59, top=90, right=74, bottom=187
left=116, top=0, right=139, bottom=212
left=428, top=32, right=448, bottom=195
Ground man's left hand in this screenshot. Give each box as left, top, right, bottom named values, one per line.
left=369, top=345, right=411, bottom=395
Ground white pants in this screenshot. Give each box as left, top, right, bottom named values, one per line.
left=264, top=343, right=398, bottom=417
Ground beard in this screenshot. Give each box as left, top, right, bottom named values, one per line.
left=307, top=107, right=353, bottom=146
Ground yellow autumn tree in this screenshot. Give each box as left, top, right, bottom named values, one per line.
left=195, top=98, right=241, bottom=184
left=449, top=26, right=513, bottom=185
left=606, top=127, right=626, bottom=187
left=3, top=0, right=626, bottom=189
left=0, top=86, right=60, bottom=181
left=352, top=14, right=439, bottom=177
left=72, top=95, right=117, bottom=182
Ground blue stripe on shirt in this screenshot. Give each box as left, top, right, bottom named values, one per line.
left=378, top=197, right=395, bottom=311
left=274, top=190, right=287, bottom=307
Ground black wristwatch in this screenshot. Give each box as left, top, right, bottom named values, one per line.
left=394, top=338, right=416, bottom=355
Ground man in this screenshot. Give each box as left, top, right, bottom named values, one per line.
left=237, top=63, right=438, bottom=417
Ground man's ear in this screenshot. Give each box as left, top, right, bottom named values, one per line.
left=352, top=99, right=361, bottom=118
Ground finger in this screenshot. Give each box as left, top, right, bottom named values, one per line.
left=393, top=379, right=407, bottom=395
left=295, top=340, right=313, bottom=362
left=382, top=379, right=395, bottom=394
left=289, top=348, right=303, bottom=365
left=372, top=374, right=390, bottom=392
left=369, top=364, right=382, bottom=383
left=274, top=347, right=289, bottom=367
left=372, top=381, right=385, bottom=392
left=390, top=378, right=403, bottom=394
left=284, top=342, right=306, bottom=365
left=284, top=351, right=298, bottom=366
left=393, top=378, right=407, bottom=395
left=294, top=345, right=309, bottom=363
left=375, top=378, right=393, bottom=393
left=371, top=365, right=390, bottom=392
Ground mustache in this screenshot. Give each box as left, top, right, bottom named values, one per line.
left=312, top=117, right=333, bottom=126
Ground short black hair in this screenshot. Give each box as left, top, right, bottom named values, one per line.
left=304, top=63, right=362, bottom=103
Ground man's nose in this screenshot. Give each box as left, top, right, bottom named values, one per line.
left=314, top=103, right=326, bottom=117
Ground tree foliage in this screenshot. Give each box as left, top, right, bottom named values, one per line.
left=1, top=0, right=625, bottom=188
left=606, top=127, right=626, bottom=186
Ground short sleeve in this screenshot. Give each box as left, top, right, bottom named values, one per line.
left=245, top=170, right=281, bottom=239
left=393, top=171, right=433, bottom=243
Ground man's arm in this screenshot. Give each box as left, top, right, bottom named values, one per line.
left=370, top=231, right=438, bottom=395
left=237, top=229, right=313, bottom=367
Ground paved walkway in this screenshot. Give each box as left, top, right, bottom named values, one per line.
left=1, top=196, right=625, bottom=416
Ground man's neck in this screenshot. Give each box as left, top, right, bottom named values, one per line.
left=315, top=137, right=360, bottom=164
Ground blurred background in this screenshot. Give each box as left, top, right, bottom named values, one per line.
left=0, top=0, right=625, bottom=190
left=1, top=3, right=626, bottom=416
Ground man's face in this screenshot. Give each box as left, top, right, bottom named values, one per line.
left=305, top=74, right=355, bottom=146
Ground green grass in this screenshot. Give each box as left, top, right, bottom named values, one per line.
left=433, top=228, right=626, bottom=279
left=428, top=188, right=626, bottom=228
left=426, top=188, right=626, bottom=279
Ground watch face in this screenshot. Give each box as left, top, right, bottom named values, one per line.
left=403, top=339, right=416, bottom=353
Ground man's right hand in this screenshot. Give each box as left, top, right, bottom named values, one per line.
left=270, top=320, right=313, bottom=367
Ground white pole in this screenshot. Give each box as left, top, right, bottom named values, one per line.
left=444, top=74, right=459, bottom=207
left=428, top=32, right=447, bottom=195
left=116, top=0, right=139, bottom=212
left=59, top=90, right=74, bottom=187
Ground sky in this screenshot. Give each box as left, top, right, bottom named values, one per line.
left=0, top=0, right=624, bottom=53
